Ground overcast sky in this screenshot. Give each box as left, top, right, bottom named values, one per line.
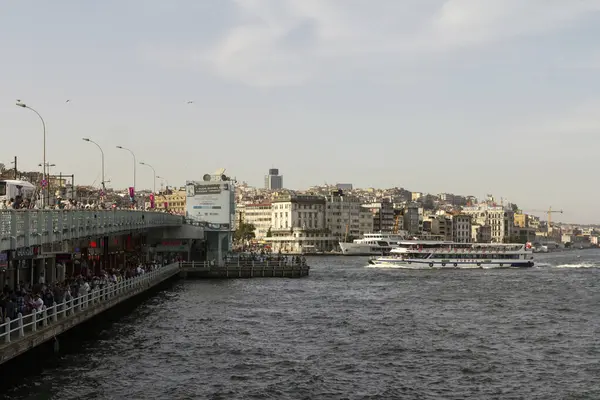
left=1, top=1, right=600, bottom=223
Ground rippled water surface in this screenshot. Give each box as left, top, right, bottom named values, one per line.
left=3, top=250, right=600, bottom=399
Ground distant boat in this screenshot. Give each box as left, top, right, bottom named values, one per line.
left=339, top=232, right=407, bottom=256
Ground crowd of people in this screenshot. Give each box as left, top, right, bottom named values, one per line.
left=0, top=259, right=164, bottom=324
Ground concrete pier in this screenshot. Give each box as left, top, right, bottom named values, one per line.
left=180, top=261, right=310, bottom=279
left=0, top=262, right=180, bottom=366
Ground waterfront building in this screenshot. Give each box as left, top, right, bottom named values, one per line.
left=264, top=168, right=283, bottom=190
left=265, top=194, right=336, bottom=253
left=514, top=213, right=527, bottom=228
left=462, top=203, right=514, bottom=243
left=362, top=199, right=396, bottom=232
left=472, top=224, right=492, bottom=243
left=243, top=202, right=272, bottom=239
left=402, top=202, right=423, bottom=235
left=512, top=226, right=537, bottom=243
left=431, top=215, right=453, bottom=241
left=326, top=190, right=373, bottom=240
left=150, top=189, right=186, bottom=215
left=451, top=214, right=472, bottom=243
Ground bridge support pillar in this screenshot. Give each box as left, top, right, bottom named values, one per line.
left=48, top=257, right=56, bottom=284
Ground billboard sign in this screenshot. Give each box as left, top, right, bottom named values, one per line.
left=185, top=181, right=234, bottom=228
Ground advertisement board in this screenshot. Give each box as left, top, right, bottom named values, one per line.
left=185, top=181, right=234, bottom=228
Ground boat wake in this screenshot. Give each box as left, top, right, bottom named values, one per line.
left=554, top=263, right=599, bottom=269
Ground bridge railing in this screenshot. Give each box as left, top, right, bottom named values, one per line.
left=180, top=260, right=308, bottom=268
left=0, top=210, right=184, bottom=251
left=0, top=262, right=180, bottom=345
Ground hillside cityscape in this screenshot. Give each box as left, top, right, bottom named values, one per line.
left=2, top=164, right=594, bottom=254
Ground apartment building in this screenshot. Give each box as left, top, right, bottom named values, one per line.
left=243, top=202, right=272, bottom=239
left=151, top=189, right=186, bottom=215
left=451, top=214, right=472, bottom=243
left=265, top=194, right=335, bottom=253
left=462, top=204, right=513, bottom=243
left=326, top=191, right=373, bottom=240
left=431, top=215, right=453, bottom=241
left=403, top=202, right=423, bottom=235
left=362, top=200, right=395, bottom=232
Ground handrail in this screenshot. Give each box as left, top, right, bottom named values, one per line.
left=0, top=262, right=180, bottom=344
left=180, top=261, right=309, bottom=268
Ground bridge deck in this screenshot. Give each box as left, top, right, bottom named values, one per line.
left=0, top=210, right=183, bottom=251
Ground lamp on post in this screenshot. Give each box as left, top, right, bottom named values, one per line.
left=83, top=138, right=106, bottom=194
left=38, top=162, right=55, bottom=205
left=116, top=145, right=136, bottom=203
left=156, top=175, right=168, bottom=191
left=16, top=100, right=47, bottom=208
left=139, top=162, right=157, bottom=194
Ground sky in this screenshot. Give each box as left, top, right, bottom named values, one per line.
left=1, top=0, right=600, bottom=223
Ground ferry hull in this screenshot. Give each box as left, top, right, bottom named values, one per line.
left=369, top=259, right=534, bottom=269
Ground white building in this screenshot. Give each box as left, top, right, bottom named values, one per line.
left=451, top=214, right=472, bottom=243
left=265, top=194, right=336, bottom=253
left=243, top=202, right=272, bottom=239
left=462, top=204, right=513, bottom=243
left=326, top=191, right=373, bottom=240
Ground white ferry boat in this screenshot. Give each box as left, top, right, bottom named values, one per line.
left=339, top=233, right=408, bottom=256
left=369, top=241, right=534, bottom=269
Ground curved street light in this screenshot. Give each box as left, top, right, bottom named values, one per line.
left=116, top=146, right=136, bottom=192
left=139, top=162, right=157, bottom=194
left=156, top=175, right=168, bottom=190
left=83, top=138, right=105, bottom=193
left=16, top=100, right=47, bottom=207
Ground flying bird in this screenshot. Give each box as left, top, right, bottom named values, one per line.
left=65, top=99, right=70, bottom=103
left=186, top=100, right=194, bottom=104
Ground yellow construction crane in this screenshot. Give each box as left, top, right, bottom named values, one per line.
left=393, top=214, right=400, bottom=234
left=521, top=207, right=563, bottom=234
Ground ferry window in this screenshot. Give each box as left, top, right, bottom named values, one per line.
left=0, top=182, right=6, bottom=196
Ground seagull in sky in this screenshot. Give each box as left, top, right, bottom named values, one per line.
left=186, top=100, right=194, bottom=104
left=65, top=99, right=70, bottom=103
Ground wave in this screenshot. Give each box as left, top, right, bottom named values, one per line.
left=554, top=263, right=599, bottom=269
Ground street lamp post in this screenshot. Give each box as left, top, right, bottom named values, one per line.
left=39, top=163, right=56, bottom=205
left=116, top=145, right=136, bottom=197
left=16, top=101, right=47, bottom=207
left=83, top=138, right=105, bottom=193
left=139, top=162, right=157, bottom=194
left=156, top=175, right=168, bottom=191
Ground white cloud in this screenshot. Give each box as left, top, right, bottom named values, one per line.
left=145, top=0, right=600, bottom=86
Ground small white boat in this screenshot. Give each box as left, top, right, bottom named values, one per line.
left=369, top=241, right=534, bottom=269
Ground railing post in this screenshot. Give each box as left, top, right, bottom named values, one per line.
left=4, top=317, right=11, bottom=343
left=42, top=309, right=48, bottom=327
left=18, top=313, right=24, bottom=337
left=32, top=312, right=37, bottom=332
left=62, top=300, right=67, bottom=318
left=52, top=302, right=58, bottom=322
